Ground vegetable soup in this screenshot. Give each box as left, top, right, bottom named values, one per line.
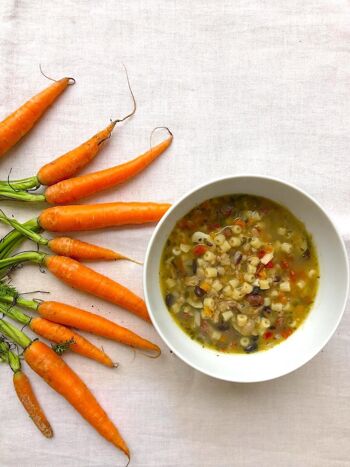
left=160, top=195, right=319, bottom=354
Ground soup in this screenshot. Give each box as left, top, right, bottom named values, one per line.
left=160, top=195, right=319, bottom=354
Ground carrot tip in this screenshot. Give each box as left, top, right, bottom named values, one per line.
left=113, top=361, right=120, bottom=368
left=140, top=347, right=161, bottom=359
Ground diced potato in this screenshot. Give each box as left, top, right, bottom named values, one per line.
left=205, top=267, right=217, bottom=278
left=166, top=278, right=176, bottom=288
left=180, top=243, right=191, bottom=253
left=203, top=297, right=215, bottom=309
left=212, top=330, right=222, bottom=340
left=220, top=240, right=231, bottom=253
left=229, top=237, right=241, bottom=247
left=250, top=237, right=262, bottom=249
left=203, top=250, right=216, bottom=263
left=264, top=297, right=271, bottom=306
left=222, top=285, right=232, bottom=296
left=283, top=303, right=291, bottom=311
left=212, top=279, right=223, bottom=292
left=240, top=282, right=253, bottom=295
left=247, top=264, right=257, bottom=274
left=277, top=227, right=286, bottom=236
left=184, top=276, right=198, bottom=286
left=281, top=242, right=292, bottom=254
left=308, top=269, right=317, bottom=278
left=248, top=256, right=260, bottom=266
left=219, top=253, right=230, bottom=265
left=271, top=302, right=283, bottom=312
left=214, top=234, right=226, bottom=246
left=260, top=252, right=273, bottom=265
left=279, top=281, right=291, bottom=292
left=222, top=310, right=233, bottom=322
left=244, top=273, right=255, bottom=283
left=297, top=280, right=305, bottom=289
left=259, top=280, right=270, bottom=290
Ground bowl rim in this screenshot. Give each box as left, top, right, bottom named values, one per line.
left=143, top=174, right=349, bottom=382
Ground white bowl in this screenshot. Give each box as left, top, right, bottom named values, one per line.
left=143, top=175, right=349, bottom=382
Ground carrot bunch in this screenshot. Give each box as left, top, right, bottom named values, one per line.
left=0, top=68, right=173, bottom=463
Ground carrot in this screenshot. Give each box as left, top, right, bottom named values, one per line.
left=30, top=317, right=115, bottom=367
left=0, top=252, right=150, bottom=321
left=0, top=320, right=129, bottom=458
left=38, top=301, right=159, bottom=353
left=0, top=339, right=53, bottom=438
left=0, top=303, right=115, bottom=367
left=38, top=201, right=171, bottom=232
left=0, top=76, right=74, bottom=158
left=0, top=286, right=159, bottom=354
left=45, top=256, right=150, bottom=321
left=0, top=127, right=172, bottom=203
left=0, top=212, right=142, bottom=263
left=13, top=371, right=54, bottom=438
left=44, top=129, right=173, bottom=204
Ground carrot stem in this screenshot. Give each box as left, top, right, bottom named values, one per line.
left=0, top=319, right=32, bottom=348
left=0, top=176, right=40, bottom=192
left=0, top=214, right=47, bottom=246
left=0, top=190, right=45, bottom=202
left=0, top=302, right=32, bottom=325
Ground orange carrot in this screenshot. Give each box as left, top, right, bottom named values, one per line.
left=48, top=237, right=140, bottom=263
left=0, top=321, right=128, bottom=457
left=44, top=130, right=173, bottom=204
left=37, top=301, right=159, bottom=353
left=30, top=317, right=114, bottom=367
left=37, top=122, right=116, bottom=186
left=44, top=255, right=150, bottom=321
left=0, top=213, right=141, bottom=263
left=24, top=341, right=129, bottom=457
left=13, top=370, right=53, bottom=438
left=0, top=77, right=74, bottom=157
left=0, top=252, right=150, bottom=321
left=38, top=201, right=170, bottom=232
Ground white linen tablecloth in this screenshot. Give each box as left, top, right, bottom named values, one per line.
left=0, top=1, right=349, bottom=466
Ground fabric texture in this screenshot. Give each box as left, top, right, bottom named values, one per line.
left=0, top=1, right=349, bottom=466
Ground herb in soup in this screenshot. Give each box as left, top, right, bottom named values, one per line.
left=160, top=195, right=319, bottom=354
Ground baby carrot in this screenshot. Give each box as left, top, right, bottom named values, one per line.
left=0, top=213, right=142, bottom=263
left=30, top=317, right=115, bottom=367
left=0, top=66, right=135, bottom=191
left=0, top=76, right=74, bottom=157
left=0, top=288, right=158, bottom=354
left=37, top=301, right=158, bottom=354
left=38, top=201, right=171, bottom=232
left=0, top=303, right=114, bottom=367
left=0, top=252, right=150, bottom=321
left=0, top=339, right=53, bottom=438
left=0, top=320, right=129, bottom=458
left=44, top=128, right=173, bottom=204
left=13, top=371, right=54, bottom=438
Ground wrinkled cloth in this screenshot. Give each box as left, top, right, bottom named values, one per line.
left=0, top=1, right=349, bottom=466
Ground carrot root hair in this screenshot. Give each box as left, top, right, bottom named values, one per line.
left=39, top=64, right=75, bottom=85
